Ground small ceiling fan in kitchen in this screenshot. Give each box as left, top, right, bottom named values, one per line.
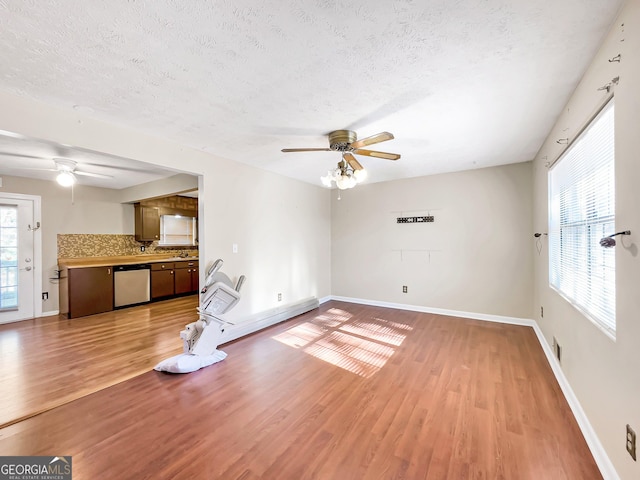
left=281, top=130, right=401, bottom=189
left=20, top=158, right=113, bottom=187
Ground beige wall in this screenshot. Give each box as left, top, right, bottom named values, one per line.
left=331, top=162, right=533, bottom=318
left=199, top=160, right=332, bottom=320
left=120, top=173, right=198, bottom=203
left=532, top=2, right=639, bottom=478
left=0, top=90, right=332, bottom=322
left=0, top=175, right=134, bottom=314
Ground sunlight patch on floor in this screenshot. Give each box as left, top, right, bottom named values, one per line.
left=272, top=308, right=413, bottom=378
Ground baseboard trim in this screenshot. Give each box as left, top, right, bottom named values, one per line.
left=220, top=297, right=319, bottom=344
left=40, top=310, right=59, bottom=317
left=530, top=323, right=619, bottom=480
left=330, top=295, right=535, bottom=326
left=329, top=295, right=618, bottom=480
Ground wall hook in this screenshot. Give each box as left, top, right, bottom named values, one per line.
left=608, top=54, right=621, bottom=63
left=28, top=222, right=41, bottom=231
left=556, top=138, right=569, bottom=145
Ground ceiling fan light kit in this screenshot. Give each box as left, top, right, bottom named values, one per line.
left=282, top=129, right=400, bottom=189
left=54, top=159, right=77, bottom=186
left=321, top=155, right=368, bottom=190
left=56, top=170, right=76, bottom=187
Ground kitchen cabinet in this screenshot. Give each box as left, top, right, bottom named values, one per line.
left=174, top=260, right=199, bottom=295
left=65, top=266, right=114, bottom=318
left=134, top=205, right=160, bottom=242
left=151, top=262, right=174, bottom=299
left=58, top=257, right=199, bottom=318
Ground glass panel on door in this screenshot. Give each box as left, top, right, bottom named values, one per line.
left=0, top=205, right=18, bottom=310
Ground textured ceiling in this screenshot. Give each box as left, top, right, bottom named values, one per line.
left=0, top=0, right=624, bottom=188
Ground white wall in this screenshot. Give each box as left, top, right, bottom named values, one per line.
left=0, top=175, right=134, bottom=314
left=331, top=162, right=533, bottom=319
left=0, top=89, right=332, bottom=322
left=532, top=2, right=639, bottom=478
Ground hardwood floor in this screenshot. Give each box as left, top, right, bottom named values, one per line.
left=0, top=295, right=198, bottom=428
left=0, top=300, right=601, bottom=479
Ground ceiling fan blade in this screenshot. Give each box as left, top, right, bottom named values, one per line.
left=12, top=167, right=58, bottom=172
left=343, top=153, right=363, bottom=171
left=0, top=151, right=45, bottom=159
left=281, top=148, right=332, bottom=153
left=350, top=132, right=394, bottom=150
left=353, top=149, right=401, bottom=161
left=80, top=161, right=160, bottom=173
left=74, top=170, right=113, bottom=179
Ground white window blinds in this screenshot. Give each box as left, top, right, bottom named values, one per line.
left=548, top=98, right=615, bottom=336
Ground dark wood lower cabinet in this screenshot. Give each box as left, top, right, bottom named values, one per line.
left=59, top=261, right=199, bottom=318
left=67, top=267, right=114, bottom=318
left=174, top=261, right=199, bottom=295
left=151, top=263, right=175, bottom=299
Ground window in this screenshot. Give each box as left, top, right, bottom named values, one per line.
left=548, top=99, right=615, bottom=337
left=159, top=215, right=197, bottom=246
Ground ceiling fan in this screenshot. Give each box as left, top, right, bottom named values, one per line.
left=281, top=130, right=400, bottom=189
left=21, top=158, right=113, bottom=187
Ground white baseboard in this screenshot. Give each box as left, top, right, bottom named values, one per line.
left=220, top=297, right=319, bottom=344
left=328, top=295, right=618, bottom=480
left=530, top=323, right=619, bottom=480
left=330, top=295, right=535, bottom=326
left=318, top=295, right=332, bottom=304
left=40, top=310, right=60, bottom=317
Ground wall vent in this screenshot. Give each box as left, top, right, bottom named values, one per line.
left=552, top=336, right=562, bottom=363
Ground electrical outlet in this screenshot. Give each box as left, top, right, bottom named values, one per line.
left=402, top=286, right=407, bottom=293
left=627, top=424, right=637, bottom=461
left=42, top=292, right=48, bottom=300
left=277, top=293, right=282, bottom=302
left=140, top=245, right=145, bottom=252
left=541, top=306, right=544, bottom=318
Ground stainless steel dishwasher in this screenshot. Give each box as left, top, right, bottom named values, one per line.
left=114, top=264, right=151, bottom=308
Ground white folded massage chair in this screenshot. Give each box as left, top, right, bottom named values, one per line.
left=180, top=259, right=246, bottom=356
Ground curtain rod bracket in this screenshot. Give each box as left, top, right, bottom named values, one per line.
left=600, top=230, right=631, bottom=248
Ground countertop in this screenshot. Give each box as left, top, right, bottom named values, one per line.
left=58, top=254, right=199, bottom=269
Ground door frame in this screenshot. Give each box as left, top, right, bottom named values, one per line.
left=0, top=192, right=42, bottom=320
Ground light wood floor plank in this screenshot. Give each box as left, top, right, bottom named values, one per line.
left=0, top=296, right=198, bottom=428
left=0, top=300, right=601, bottom=479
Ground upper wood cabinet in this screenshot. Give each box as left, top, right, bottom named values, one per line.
left=134, top=205, right=160, bottom=242
left=134, top=197, right=197, bottom=243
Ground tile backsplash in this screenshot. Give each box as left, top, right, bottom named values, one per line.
left=57, top=234, right=198, bottom=258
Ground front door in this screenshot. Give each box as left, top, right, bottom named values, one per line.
left=0, top=195, right=37, bottom=323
